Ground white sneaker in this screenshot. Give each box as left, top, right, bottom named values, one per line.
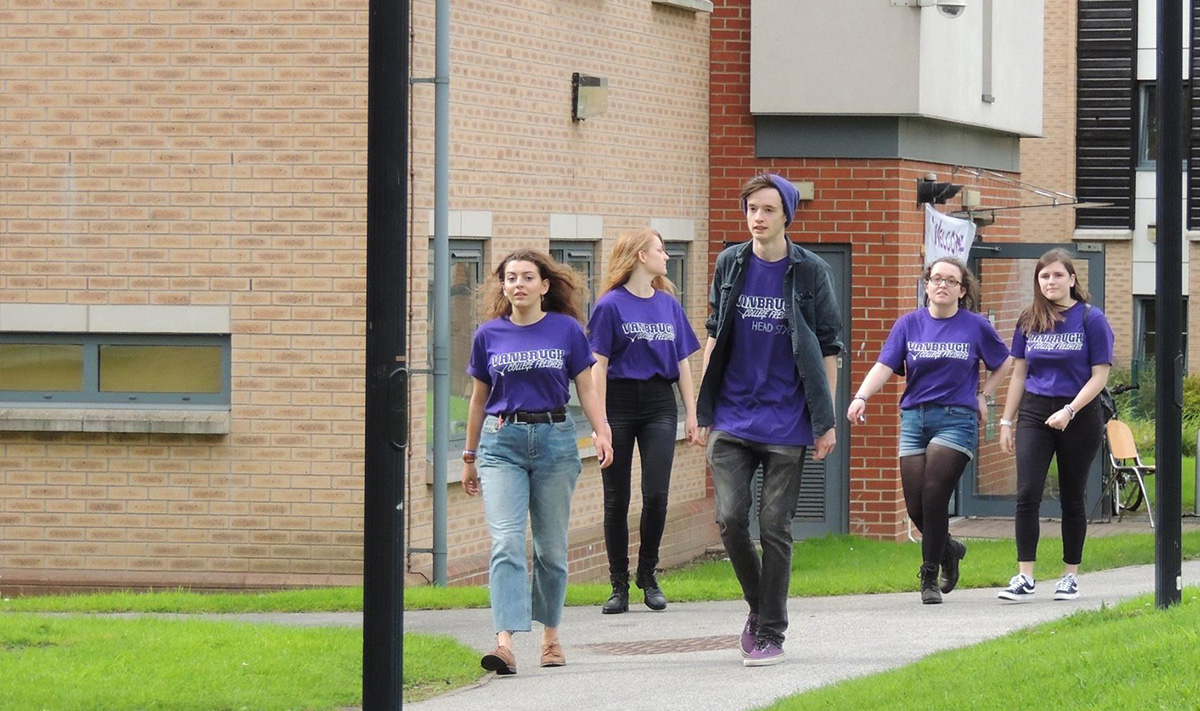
left=1054, top=573, right=1079, bottom=601
left=997, top=573, right=1035, bottom=602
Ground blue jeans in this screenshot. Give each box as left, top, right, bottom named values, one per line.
left=478, top=413, right=582, bottom=633
left=898, top=405, right=978, bottom=460
left=707, top=430, right=807, bottom=644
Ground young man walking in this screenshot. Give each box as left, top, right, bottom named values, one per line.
left=697, top=173, right=843, bottom=667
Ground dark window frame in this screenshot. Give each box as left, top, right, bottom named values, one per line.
left=1137, top=81, right=1192, bottom=170
left=0, top=333, right=231, bottom=405
left=427, top=238, right=486, bottom=458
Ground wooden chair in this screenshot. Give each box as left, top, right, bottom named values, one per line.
left=1101, top=419, right=1156, bottom=527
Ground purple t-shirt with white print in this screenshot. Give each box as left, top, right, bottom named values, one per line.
left=1012, top=301, right=1114, bottom=398
left=466, top=311, right=595, bottom=415
left=878, top=308, right=1010, bottom=412
left=587, top=287, right=700, bottom=380
left=713, top=253, right=812, bottom=446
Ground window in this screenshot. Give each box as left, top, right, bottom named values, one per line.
left=0, top=334, right=229, bottom=405
left=548, top=242, right=598, bottom=438
left=1135, top=296, right=1188, bottom=366
left=665, top=241, right=689, bottom=305
left=427, top=240, right=485, bottom=463
left=549, top=242, right=596, bottom=317
left=1138, top=82, right=1191, bottom=169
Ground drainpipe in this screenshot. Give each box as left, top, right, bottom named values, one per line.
left=430, top=0, right=450, bottom=585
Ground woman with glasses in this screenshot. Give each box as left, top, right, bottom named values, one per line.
left=460, top=249, right=614, bottom=675
left=587, top=228, right=701, bottom=614
left=996, top=249, right=1113, bottom=603
left=847, top=256, right=1011, bottom=604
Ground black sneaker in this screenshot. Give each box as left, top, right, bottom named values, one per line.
left=997, top=573, right=1035, bottom=602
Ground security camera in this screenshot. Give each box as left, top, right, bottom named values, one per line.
left=936, top=0, right=967, bottom=17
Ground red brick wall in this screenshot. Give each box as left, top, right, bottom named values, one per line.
left=710, top=0, right=1023, bottom=539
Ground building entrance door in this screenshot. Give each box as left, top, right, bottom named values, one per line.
left=959, top=242, right=1107, bottom=519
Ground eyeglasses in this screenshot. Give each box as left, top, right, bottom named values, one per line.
left=927, top=276, right=961, bottom=288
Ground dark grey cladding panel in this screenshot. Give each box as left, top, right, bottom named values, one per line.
left=755, top=115, right=1020, bottom=172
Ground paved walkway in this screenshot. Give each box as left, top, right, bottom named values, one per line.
left=398, top=560, right=1200, bottom=711
left=194, top=556, right=1199, bottom=711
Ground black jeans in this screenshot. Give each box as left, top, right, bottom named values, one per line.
left=602, top=379, right=679, bottom=581
left=1014, top=393, right=1103, bottom=565
left=707, top=430, right=807, bottom=643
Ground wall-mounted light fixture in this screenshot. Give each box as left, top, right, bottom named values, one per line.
left=891, top=0, right=967, bottom=18
left=916, top=174, right=963, bottom=205
left=572, top=73, right=608, bottom=122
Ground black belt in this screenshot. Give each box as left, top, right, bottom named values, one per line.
left=499, top=407, right=568, bottom=425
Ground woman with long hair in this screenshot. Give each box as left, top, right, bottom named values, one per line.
left=587, top=228, right=700, bottom=614
left=996, top=249, right=1113, bottom=602
left=847, top=256, right=1011, bottom=604
left=461, top=249, right=613, bottom=675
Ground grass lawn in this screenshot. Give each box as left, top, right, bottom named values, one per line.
left=0, top=615, right=479, bottom=709
left=10, top=532, right=1197, bottom=614
left=1140, top=455, right=1197, bottom=511
left=757, top=589, right=1200, bottom=711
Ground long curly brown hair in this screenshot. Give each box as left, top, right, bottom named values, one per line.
left=1016, top=248, right=1091, bottom=335
left=921, top=256, right=982, bottom=312
left=483, top=249, right=585, bottom=322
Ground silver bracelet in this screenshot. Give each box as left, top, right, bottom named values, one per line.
left=999, top=419, right=1013, bottom=428
left=1063, top=404, right=1076, bottom=419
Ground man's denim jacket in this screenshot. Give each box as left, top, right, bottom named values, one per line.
left=697, top=240, right=844, bottom=439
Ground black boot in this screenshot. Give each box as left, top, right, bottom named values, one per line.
left=602, top=572, right=629, bottom=615
left=939, top=537, right=967, bottom=594
left=636, top=570, right=667, bottom=611
left=919, top=562, right=942, bottom=605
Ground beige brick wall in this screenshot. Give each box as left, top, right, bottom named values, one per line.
left=0, top=0, right=715, bottom=592
left=1019, top=0, right=1076, bottom=246
left=405, top=0, right=715, bottom=583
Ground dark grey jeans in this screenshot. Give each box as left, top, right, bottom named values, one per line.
left=707, top=430, right=807, bottom=643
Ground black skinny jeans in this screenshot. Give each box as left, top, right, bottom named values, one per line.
left=602, top=378, right=679, bottom=581
left=1014, top=393, right=1103, bottom=565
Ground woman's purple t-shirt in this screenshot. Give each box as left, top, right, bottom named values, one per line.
left=466, top=312, right=595, bottom=415
left=878, top=308, right=1010, bottom=412
left=587, top=287, right=700, bottom=381
left=1012, top=302, right=1114, bottom=398
left=713, top=253, right=812, bottom=446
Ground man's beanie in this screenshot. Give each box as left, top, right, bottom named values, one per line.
left=741, top=173, right=801, bottom=227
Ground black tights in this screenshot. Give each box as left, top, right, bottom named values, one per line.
left=900, top=444, right=971, bottom=565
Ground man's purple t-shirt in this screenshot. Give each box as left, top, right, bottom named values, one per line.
left=878, top=308, right=1010, bottom=412
left=466, top=312, right=595, bottom=415
left=587, top=287, right=700, bottom=381
left=1012, top=302, right=1114, bottom=398
left=713, top=253, right=812, bottom=446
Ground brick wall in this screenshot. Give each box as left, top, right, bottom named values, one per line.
left=711, top=0, right=1023, bottom=539
left=0, top=0, right=716, bottom=592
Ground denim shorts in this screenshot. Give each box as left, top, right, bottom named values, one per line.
left=898, top=405, right=978, bottom=460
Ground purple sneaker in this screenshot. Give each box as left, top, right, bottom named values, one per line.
left=739, top=613, right=759, bottom=657
left=743, top=636, right=785, bottom=667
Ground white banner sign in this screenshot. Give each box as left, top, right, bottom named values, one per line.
left=924, top=204, right=976, bottom=265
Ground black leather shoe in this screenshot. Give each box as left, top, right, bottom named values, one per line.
left=920, top=562, right=942, bottom=605
left=602, top=572, right=629, bottom=614
left=637, top=572, right=667, bottom=611
left=939, top=538, right=967, bottom=594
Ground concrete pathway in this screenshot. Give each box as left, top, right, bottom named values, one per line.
left=179, top=559, right=1198, bottom=711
